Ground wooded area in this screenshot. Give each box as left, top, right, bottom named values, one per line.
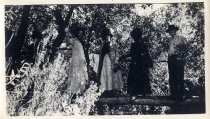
left=5, top=3, right=205, bottom=116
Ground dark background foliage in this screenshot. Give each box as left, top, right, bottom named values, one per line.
left=5, top=3, right=204, bottom=115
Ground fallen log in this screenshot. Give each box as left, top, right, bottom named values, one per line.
left=96, top=96, right=204, bottom=106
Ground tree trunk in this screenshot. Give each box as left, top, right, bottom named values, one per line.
left=84, top=44, right=90, bottom=74
left=49, top=6, right=75, bottom=62
left=96, top=96, right=203, bottom=106
left=6, top=5, right=31, bottom=74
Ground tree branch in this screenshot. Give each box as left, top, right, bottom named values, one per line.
left=5, top=33, right=14, bottom=48
left=54, top=8, right=64, bottom=26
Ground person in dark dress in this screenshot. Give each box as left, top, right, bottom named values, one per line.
left=127, top=27, right=153, bottom=96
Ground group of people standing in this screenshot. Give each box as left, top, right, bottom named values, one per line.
left=64, top=24, right=188, bottom=99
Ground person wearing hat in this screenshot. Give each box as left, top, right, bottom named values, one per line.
left=166, top=25, right=188, bottom=99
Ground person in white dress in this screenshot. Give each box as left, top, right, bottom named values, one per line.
left=97, top=28, right=113, bottom=91
left=65, top=26, right=88, bottom=95
left=97, top=28, right=123, bottom=92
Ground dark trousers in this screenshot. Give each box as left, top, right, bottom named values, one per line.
left=168, top=55, right=185, bottom=98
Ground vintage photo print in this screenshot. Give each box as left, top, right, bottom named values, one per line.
left=1, top=0, right=209, bottom=118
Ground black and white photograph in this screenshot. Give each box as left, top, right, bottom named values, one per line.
left=4, top=1, right=207, bottom=116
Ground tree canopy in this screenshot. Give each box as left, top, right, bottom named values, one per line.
left=5, top=3, right=204, bottom=115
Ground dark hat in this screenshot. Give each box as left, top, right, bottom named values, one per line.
left=166, top=25, right=179, bottom=33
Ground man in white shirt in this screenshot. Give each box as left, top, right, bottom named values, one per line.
left=166, top=25, right=188, bottom=99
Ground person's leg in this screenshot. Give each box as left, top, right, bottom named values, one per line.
left=168, top=56, right=177, bottom=97
left=176, top=63, right=185, bottom=98
left=170, top=58, right=185, bottom=100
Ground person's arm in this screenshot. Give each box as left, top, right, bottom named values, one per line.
left=174, top=36, right=188, bottom=62
left=180, top=37, right=188, bottom=57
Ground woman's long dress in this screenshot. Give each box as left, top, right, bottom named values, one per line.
left=127, top=41, right=152, bottom=96
left=98, top=42, right=123, bottom=91
left=98, top=42, right=113, bottom=91
left=67, top=38, right=88, bottom=94
left=100, top=54, right=113, bottom=91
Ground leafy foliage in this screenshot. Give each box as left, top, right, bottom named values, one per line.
left=5, top=3, right=204, bottom=115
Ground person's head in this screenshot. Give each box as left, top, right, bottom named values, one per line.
left=166, top=25, right=179, bottom=38
left=101, top=27, right=112, bottom=42
left=75, top=27, right=85, bottom=40
left=70, top=23, right=86, bottom=40
left=131, top=27, right=142, bottom=42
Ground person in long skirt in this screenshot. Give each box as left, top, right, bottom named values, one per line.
left=127, top=27, right=153, bottom=96
left=97, top=28, right=113, bottom=91
left=65, top=26, right=88, bottom=95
